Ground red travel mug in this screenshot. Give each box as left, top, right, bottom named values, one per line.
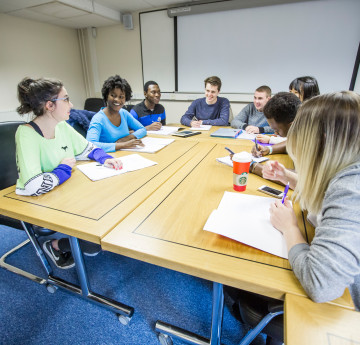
left=232, top=152, right=252, bottom=192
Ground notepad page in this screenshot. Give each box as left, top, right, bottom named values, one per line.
left=190, top=125, right=212, bottom=131
left=147, top=126, right=181, bottom=135
left=216, top=155, right=269, bottom=167
left=120, top=137, right=175, bottom=153
left=77, top=154, right=157, bottom=181
left=235, top=132, right=256, bottom=140
left=203, top=191, right=288, bottom=258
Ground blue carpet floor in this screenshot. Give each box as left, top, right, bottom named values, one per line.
left=0, top=225, right=267, bottom=345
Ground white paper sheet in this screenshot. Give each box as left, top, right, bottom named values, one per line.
left=190, top=125, right=212, bottom=131
left=77, top=154, right=157, bottom=181
left=146, top=126, right=181, bottom=135
left=216, top=155, right=269, bottom=167
left=235, top=131, right=256, bottom=140
left=120, top=137, right=175, bottom=153
left=203, top=191, right=288, bottom=258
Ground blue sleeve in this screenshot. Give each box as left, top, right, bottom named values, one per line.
left=88, top=148, right=113, bottom=164
left=86, top=114, right=116, bottom=153
left=52, top=164, right=72, bottom=184
left=202, top=98, right=230, bottom=126
left=181, top=100, right=197, bottom=126
left=130, top=108, right=139, bottom=121
left=162, top=109, right=166, bottom=125
left=124, top=111, right=147, bottom=138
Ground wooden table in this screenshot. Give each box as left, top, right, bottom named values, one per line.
left=150, top=124, right=255, bottom=147
left=101, top=141, right=353, bottom=344
left=0, top=140, right=204, bottom=243
left=0, top=139, right=211, bottom=324
left=285, top=294, right=360, bottom=345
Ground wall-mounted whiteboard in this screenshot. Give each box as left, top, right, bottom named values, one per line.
left=141, top=0, right=360, bottom=94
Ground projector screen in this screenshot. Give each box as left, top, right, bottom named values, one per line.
left=140, top=0, right=360, bottom=94
left=177, top=0, right=360, bottom=93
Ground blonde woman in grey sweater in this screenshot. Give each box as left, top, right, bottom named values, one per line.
left=264, top=91, right=360, bottom=310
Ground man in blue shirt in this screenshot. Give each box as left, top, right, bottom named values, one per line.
left=130, top=81, right=166, bottom=131
left=180, top=76, right=230, bottom=127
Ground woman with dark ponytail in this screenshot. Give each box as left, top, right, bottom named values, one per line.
left=15, top=77, right=122, bottom=268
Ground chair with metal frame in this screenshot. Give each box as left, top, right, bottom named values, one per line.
left=0, top=121, right=134, bottom=323
left=226, top=287, right=284, bottom=345
left=0, top=121, right=56, bottom=288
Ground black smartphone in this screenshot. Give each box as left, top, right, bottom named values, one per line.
left=258, top=185, right=284, bottom=198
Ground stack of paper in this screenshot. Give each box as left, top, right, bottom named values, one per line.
left=77, top=154, right=158, bottom=181
left=190, top=125, right=212, bottom=131
left=120, top=137, right=175, bottom=153
left=203, top=191, right=288, bottom=258
left=216, top=155, right=269, bottom=167
left=147, top=126, right=181, bottom=135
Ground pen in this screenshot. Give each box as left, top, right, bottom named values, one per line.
left=193, top=116, right=198, bottom=121
left=234, top=129, right=242, bottom=139
left=96, top=163, right=122, bottom=170
left=255, top=138, right=259, bottom=150
left=281, top=182, right=290, bottom=204
left=225, top=147, right=235, bottom=155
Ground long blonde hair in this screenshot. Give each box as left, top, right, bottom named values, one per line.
left=287, top=91, right=360, bottom=213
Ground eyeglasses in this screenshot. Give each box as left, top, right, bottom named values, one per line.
left=51, top=96, right=70, bottom=103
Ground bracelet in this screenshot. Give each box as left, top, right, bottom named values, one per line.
left=268, top=146, right=273, bottom=155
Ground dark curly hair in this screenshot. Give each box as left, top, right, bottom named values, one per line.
left=144, top=80, right=158, bottom=92
left=17, top=77, right=63, bottom=116
left=101, top=75, right=132, bottom=104
left=289, top=76, right=320, bottom=101
left=263, top=92, right=301, bottom=124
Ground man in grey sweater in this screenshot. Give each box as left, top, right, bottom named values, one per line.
left=231, top=85, right=273, bottom=134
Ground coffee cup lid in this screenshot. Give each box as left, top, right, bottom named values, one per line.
left=232, top=151, right=252, bottom=163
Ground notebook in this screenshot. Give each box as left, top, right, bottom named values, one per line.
left=210, top=128, right=239, bottom=138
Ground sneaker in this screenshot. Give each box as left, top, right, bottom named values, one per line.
left=81, top=242, right=102, bottom=257
left=42, top=240, right=75, bottom=269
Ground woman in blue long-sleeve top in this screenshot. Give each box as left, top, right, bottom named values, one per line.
left=87, top=75, right=146, bottom=152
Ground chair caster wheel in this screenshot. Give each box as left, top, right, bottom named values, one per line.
left=46, top=284, right=57, bottom=294
left=117, top=314, right=131, bottom=325
left=158, top=333, right=173, bottom=345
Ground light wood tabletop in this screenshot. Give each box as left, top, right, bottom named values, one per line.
left=101, top=141, right=352, bottom=308
left=149, top=124, right=255, bottom=147
left=285, top=294, right=360, bottom=345
left=0, top=140, right=210, bottom=243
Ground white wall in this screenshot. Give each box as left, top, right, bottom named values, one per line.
left=94, top=13, right=143, bottom=97
left=0, top=13, right=86, bottom=120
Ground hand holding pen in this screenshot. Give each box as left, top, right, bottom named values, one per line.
left=98, top=158, right=123, bottom=170
left=191, top=116, right=202, bottom=128
left=281, top=182, right=290, bottom=204
left=225, top=146, right=235, bottom=160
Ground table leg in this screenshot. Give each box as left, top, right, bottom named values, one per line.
left=155, top=282, right=224, bottom=345
left=68, top=236, right=134, bottom=323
